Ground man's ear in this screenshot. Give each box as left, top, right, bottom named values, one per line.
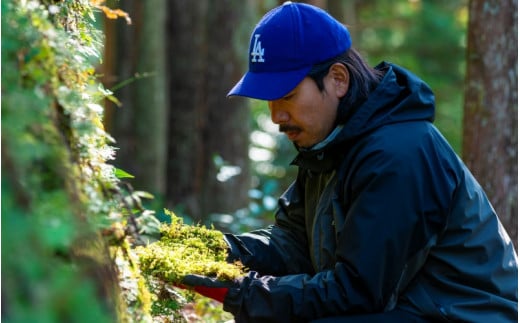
left=328, top=63, right=349, bottom=98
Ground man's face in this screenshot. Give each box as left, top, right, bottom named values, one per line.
left=268, top=64, right=348, bottom=148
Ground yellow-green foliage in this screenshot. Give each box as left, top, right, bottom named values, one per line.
left=137, top=210, right=245, bottom=284
left=2, top=1, right=155, bottom=322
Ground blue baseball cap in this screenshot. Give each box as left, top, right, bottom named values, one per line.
left=227, top=1, right=351, bottom=101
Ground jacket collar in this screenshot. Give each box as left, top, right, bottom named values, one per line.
left=291, top=133, right=346, bottom=172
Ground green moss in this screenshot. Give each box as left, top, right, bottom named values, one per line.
left=136, top=210, right=245, bottom=284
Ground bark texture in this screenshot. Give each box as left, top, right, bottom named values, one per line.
left=463, top=0, right=517, bottom=247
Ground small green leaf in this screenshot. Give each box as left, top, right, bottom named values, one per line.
left=114, top=168, right=134, bottom=179
left=106, top=94, right=122, bottom=107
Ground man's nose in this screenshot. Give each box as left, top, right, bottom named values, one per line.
left=269, top=102, right=290, bottom=124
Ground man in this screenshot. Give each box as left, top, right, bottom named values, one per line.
left=182, top=2, right=518, bottom=322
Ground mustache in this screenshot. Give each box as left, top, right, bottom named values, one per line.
left=279, top=124, right=302, bottom=133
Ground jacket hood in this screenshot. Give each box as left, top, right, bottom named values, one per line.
left=293, top=62, right=436, bottom=171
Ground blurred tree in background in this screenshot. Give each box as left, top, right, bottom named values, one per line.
left=463, top=0, right=517, bottom=246
left=165, top=0, right=252, bottom=226
left=103, top=0, right=253, bottom=228
left=102, top=0, right=168, bottom=200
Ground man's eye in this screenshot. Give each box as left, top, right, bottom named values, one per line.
left=283, top=94, right=294, bottom=101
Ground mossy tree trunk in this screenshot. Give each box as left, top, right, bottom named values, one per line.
left=463, top=0, right=518, bottom=247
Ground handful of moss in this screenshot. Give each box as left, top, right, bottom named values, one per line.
left=136, top=210, right=245, bottom=284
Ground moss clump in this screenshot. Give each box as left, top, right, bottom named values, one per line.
left=136, top=210, right=245, bottom=284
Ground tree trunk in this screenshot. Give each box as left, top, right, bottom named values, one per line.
left=134, top=0, right=168, bottom=195
left=103, top=0, right=168, bottom=196
left=203, top=1, right=251, bottom=224
left=463, top=0, right=517, bottom=247
left=166, top=0, right=250, bottom=224
left=327, top=0, right=360, bottom=45
left=299, top=0, right=327, bottom=8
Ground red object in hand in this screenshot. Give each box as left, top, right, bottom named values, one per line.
left=179, top=274, right=239, bottom=303
left=192, top=285, right=229, bottom=303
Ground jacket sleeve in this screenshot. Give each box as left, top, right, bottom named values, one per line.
left=225, top=172, right=315, bottom=276
left=224, top=125, right=455, bottom=322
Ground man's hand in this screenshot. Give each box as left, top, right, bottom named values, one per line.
left=180, top=274, right=240, bottom=303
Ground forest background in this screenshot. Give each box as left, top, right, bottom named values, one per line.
left=103, top=0, right=517, bottom=239
left=2, top=0, right=517, bottom=322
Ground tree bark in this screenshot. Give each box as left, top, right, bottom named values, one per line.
left=463, top=0, right=517, bottom=247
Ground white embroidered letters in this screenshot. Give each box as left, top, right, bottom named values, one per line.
left=251, top=34, right=265, bottom=63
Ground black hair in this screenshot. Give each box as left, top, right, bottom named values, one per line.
left=307, top=48, right=385, bottom=124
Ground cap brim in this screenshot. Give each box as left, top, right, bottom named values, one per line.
left=227, top=66, right=312, bottom=101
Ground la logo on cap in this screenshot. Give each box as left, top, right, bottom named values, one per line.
left=251, top=34, right=265, bottom=63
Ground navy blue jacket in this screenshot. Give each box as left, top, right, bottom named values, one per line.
left=223, top=63, right=518, bottom=322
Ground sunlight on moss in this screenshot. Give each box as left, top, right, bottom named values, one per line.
left=136, top=209, right=246, bottom=284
